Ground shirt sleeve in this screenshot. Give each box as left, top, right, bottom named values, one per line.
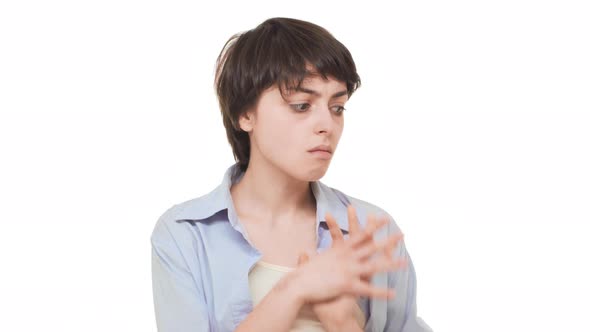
left=151, top=216, right=210, bottom=332
left=384, top=218, right=433, bottom=332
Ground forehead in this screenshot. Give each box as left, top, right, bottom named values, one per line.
left=302, top=72, right=344, bottom=84
left=280, top=63, right=348, bottom=90
left=287, top=74, right=347, bottom=91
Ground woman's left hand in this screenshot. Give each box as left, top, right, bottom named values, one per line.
left=297, top=250, right=362, bottom=332
left=296, top=205, right=405, bottom=332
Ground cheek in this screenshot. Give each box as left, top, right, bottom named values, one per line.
left=256, top=112, right=299, bottom=150
left=335, top=120, right=344, bottom=136
left=271, top=121, right=302, bottom=149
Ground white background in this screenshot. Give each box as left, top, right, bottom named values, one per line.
left=1, top=0, right=589, bottom=331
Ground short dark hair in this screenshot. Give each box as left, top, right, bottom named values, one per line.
left=214, top=17, right=361, bottom=172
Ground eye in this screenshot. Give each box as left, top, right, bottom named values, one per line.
left=290, top=103, right=311, bottom=112
left=332, top=106, right=346, bottom=115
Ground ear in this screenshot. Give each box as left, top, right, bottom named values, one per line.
left=238, top=110, right=255, bottom=132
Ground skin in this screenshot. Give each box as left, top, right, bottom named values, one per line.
left=234, top=209, right=405, bottom=332
left=231, top=71, right=407, bottom=330
left=231, top=71, right=346, bottom=228
left=230, top=72, right=348, bottom=269
left=297, top=206, right=408, bottom=331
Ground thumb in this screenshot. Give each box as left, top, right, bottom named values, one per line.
left=297, top=252, right=310, bottom=266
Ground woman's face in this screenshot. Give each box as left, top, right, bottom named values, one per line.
left=240, top=74, right=348, bottom=181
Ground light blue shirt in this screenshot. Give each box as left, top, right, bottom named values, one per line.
left=151, top=163, right=432, bottom=332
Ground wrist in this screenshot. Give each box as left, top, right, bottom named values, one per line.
left=279, top=270, right=307, bottom=307
left=322, top=316, right=363, bottom=332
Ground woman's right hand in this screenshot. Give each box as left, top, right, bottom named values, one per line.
left=290, top=211, right=406, bottom=304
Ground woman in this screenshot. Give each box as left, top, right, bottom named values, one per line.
left=151, top=17, right=431, bottom=332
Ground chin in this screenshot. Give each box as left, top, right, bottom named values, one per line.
left=274, top=156, right=330, bottom=182
left=301, top=164, right=330, bottom=182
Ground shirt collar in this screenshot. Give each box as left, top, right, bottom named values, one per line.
left=174, top=163, right=350, bottom=232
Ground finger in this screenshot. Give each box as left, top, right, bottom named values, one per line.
left=365, top=214, right=376, bottom=233
left=353, top=233, right=402, bottom=261
left=395, top=257, right=409, bottom=270
left=305, top=248, right=317, bottom=258
left=349, top=216, right=388, bottom=248
left=353, top=231, right=404, bottom=260
left=325, top=212, right=345, bottom=245
left=353, top=234, right=407, bottom=264
left=352, top=240, right=379, bottom=261
left=383, top=233, right=404, bottom=258
left=361, top=216, right=389, bottom=246
left=347, top=214, right=375, bottom=246
left=297, top=252, right=310, bottom=266
left=349, top=280, right=396, bottom=300
left=357, top=256, right=409, bottom=278
left=365, top=215, right=388, bottom=235
left=355, top=255, right=396, bottom=276
left=347, top=204, right=360, bottom=235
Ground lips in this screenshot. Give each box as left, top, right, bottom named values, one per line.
left=308, top=144, right=332, bottom=153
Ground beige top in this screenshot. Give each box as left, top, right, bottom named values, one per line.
left=248, top=260, right=366, bottom=331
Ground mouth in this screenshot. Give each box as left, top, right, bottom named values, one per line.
left=308, top=145, right=333, bottom=154
left=308, top=149, right=332, bottom=160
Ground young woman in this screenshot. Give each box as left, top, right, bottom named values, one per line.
left=151, top=17, right=432, bottom=332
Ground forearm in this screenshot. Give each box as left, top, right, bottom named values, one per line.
left=322, top=317, right=363, bottom=332
left=235, top=273, right=305, bottom=332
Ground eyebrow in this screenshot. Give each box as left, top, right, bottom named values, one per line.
left=290, top=87, right=349, bottom=99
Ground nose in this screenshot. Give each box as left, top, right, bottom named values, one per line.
left=313, top=104, right=337, bottom=135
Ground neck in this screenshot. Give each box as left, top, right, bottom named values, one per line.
left=230, top=156, right=316, bottom=227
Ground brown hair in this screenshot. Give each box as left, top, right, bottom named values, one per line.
left=214, top=17, right=361, bottom=172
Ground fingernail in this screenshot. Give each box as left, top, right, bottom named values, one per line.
left=398, top=259, right=408, bottom=268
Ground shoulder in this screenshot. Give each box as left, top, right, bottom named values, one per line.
left=150, top=203, right=184, bottom=244
left=325, top=184, right=403, bottom=235
left=150, top=196, right=205, bottom=245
